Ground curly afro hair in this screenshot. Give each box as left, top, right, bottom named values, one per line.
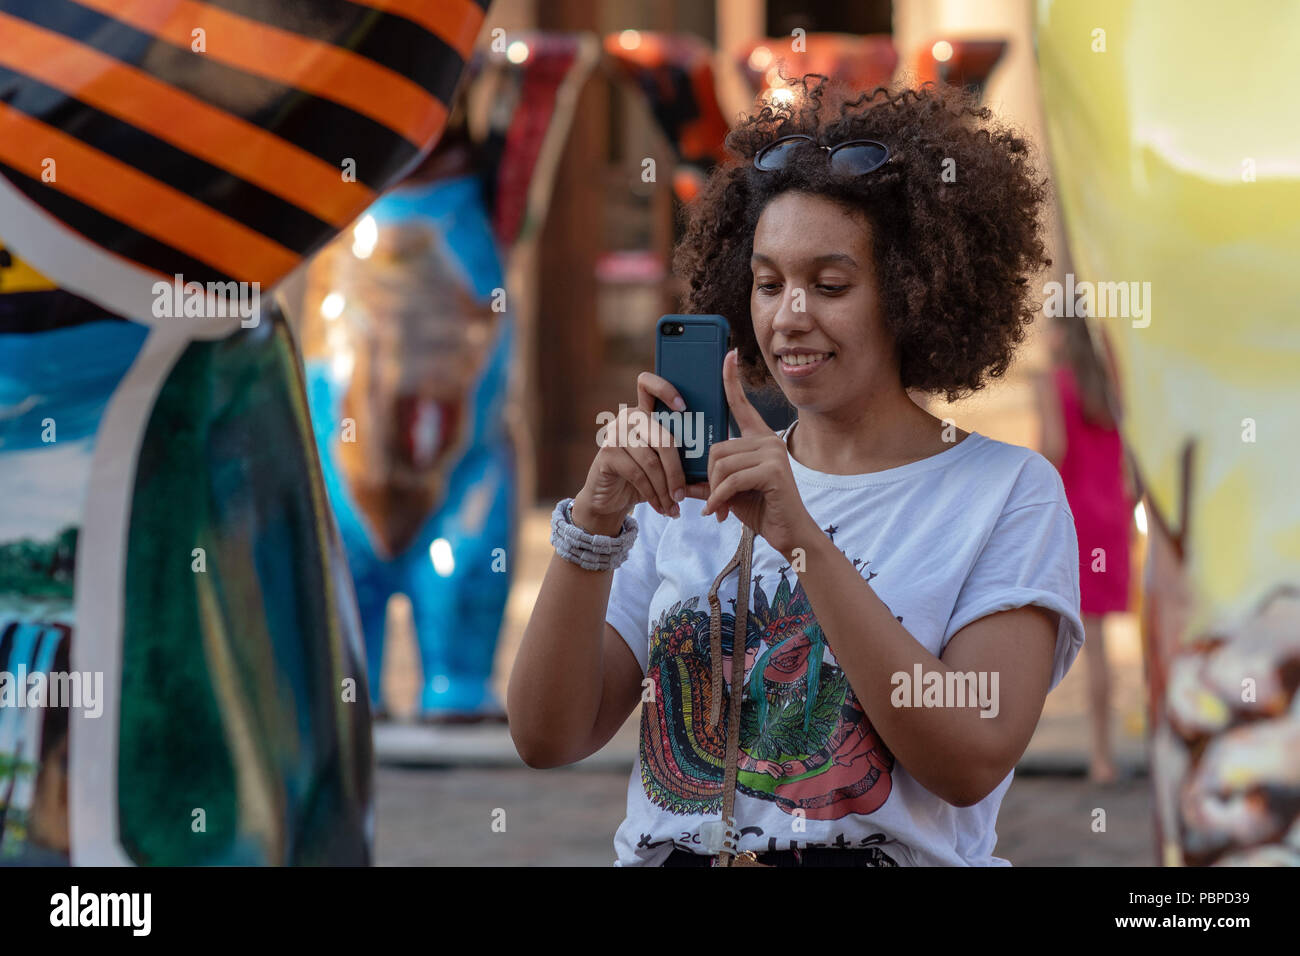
left=673, top=75, right=1051, bottom=402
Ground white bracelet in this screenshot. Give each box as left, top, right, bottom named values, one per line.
left=550, top=498, right=639, bottom=571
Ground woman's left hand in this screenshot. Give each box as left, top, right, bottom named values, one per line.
left=684, top=350, right=819, bottom=561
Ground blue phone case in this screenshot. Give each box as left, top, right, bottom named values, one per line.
left=654, top=314, right=731, bottom=483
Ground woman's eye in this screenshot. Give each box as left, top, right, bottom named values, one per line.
left=817, top=284, right=848, bottom=295
left=756, top=281, right=782, bottom=294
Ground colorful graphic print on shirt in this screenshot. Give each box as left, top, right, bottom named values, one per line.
left=641, top=540, right=895, bottom=821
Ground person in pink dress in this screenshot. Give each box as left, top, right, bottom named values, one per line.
left=1035, top=316, right=1135, bottom=784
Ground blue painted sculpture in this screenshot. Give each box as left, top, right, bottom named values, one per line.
left=303, top=167, right=516, bottom=722
left=297, top=34, right=600, bottom=723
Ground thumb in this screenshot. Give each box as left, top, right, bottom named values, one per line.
left=722, top=349, right=774, bottom=437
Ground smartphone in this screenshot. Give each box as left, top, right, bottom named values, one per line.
left=654, top=314, right=731, bottom=483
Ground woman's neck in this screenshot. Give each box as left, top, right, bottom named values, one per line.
left=787, top=389, right=964, bottom=475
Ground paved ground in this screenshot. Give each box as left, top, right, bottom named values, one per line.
left=374, top=765, right=1155, bottom=866
left=373, top=506, right=1156, bottom=866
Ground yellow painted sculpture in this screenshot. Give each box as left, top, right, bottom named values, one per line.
left=1038, top=0, right=1300, bottom=864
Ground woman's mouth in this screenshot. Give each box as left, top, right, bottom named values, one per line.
left=778, top=351, right=834, bottom=377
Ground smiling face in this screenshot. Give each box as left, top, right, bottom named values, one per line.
left=750, top=191, right=900, bottom=416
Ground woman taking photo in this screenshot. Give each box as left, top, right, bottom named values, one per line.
left=509, top=77, right=1084, bottom=866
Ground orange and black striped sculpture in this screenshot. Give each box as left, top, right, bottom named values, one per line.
left=0, top=0, right=486, bottom=318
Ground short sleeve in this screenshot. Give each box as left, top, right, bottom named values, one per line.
left=941, top=482, right=1085, bottom=692
left=604, top=501, right=665, bottom=676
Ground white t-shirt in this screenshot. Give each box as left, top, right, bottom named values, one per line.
left=605, top=425, right=1084, bottom=866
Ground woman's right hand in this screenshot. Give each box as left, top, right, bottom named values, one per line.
left=571, top=371, right=692, bottom=535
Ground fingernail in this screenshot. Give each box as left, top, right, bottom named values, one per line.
left=671, top=505, right=681, bottom=518
left=673, top=397, right=686, bottom=411
left=672, top=488, right=685, bottom=502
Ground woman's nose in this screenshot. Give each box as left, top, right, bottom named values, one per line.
left=772, top=287, right=815, bottom=332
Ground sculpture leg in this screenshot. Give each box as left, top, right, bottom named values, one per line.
left=115, top=316, right=372, bottom=864
left=408, top=451, right=514, bottom=721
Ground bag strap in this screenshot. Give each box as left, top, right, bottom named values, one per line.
left=706, top=521, right=756, bottom=867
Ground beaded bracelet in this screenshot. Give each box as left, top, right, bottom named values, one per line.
left=550, top=498, right=639, bottom=571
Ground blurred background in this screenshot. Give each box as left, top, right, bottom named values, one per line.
left=278, top=0, right=1152, bottom=865
left=6, top=0, right=1297, bottom=870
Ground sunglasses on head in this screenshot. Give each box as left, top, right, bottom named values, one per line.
left=753, top=135, right=890, bottom=175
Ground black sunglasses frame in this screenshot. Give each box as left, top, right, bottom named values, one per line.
left=753, top=135, right=890, bottom=175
